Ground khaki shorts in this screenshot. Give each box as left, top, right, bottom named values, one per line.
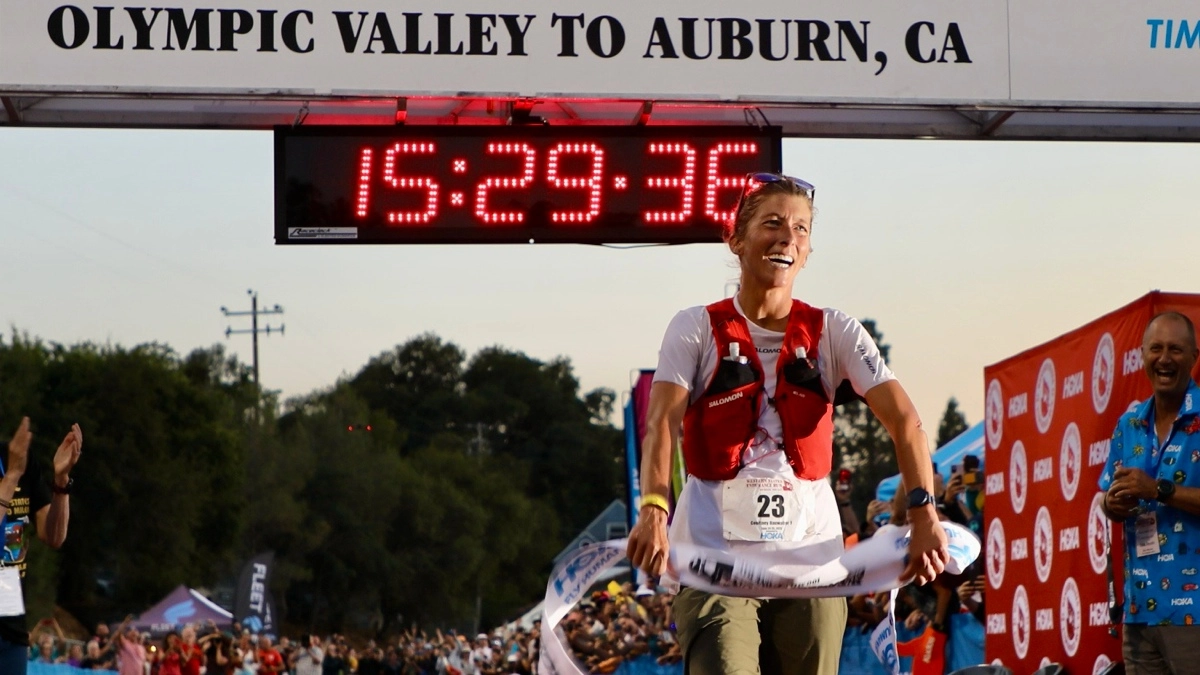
left=673, top=588, right=847, bottom=675
left=1124, top=623, right=1200, bottom=675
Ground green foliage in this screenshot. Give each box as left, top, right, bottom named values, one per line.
left=461, top=348, right=623, bottom=539
left=832, top=319, right=900, bottom=520
left=0, top=329, right=623, bottom=636
left=348, top=333, right=465, bottom=453
left=936, top=397, right=970, bottom=448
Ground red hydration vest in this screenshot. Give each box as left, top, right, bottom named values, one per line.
left=681, top=298, right=834, bottom=481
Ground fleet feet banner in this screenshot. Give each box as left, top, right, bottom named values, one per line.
left=234, top=551, right=279, bottom=638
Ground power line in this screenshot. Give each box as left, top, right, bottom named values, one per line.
left=221, top=289, right=284, bottom=387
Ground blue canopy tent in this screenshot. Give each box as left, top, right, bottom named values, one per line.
left=875, top=422, right=984, bottom=502
left=132, top=585, right=233, bottom=635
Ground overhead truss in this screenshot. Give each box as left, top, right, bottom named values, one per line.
left=4, top=94, right=1200, bottom=142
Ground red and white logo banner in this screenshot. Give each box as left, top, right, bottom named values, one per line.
left=983, top=291, right=1200, bottom=671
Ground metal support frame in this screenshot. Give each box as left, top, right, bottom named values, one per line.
left=634, top=101, right=653, bottom=126
left=1, top=97, right=20, bottom=124
left=509, top=98, right=544, bottom=125
left=980, top=111, right=1015, bottom=136
left=5, top=92, right=1200, bottom=141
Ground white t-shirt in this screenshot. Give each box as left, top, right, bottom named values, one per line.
left=471, top=646, right=493, bottom=665
left=295, top=646, right=323, bottom=675
left=653, top=297, right=895, bottom=556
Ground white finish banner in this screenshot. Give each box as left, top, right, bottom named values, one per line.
left=538, top=523, right=979, bottom=675
left=0, top=0, right=1192, bottom=107
left=0, top=1, right=1007, bottom=100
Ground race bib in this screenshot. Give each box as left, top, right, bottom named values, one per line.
left=0, top=567, right=23, bottom=617
left=722, top=476, right=805, bottom=542
left=1136, top=512, right=1161, bottom=557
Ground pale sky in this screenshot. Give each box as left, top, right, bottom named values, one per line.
left=3, top=128, right=1198, bottom=441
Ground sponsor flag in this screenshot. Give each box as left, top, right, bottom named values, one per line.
left=234, top=551, right=278, bottom=638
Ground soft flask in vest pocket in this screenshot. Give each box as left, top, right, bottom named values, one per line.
left=683, top=341, right=762, bottom=481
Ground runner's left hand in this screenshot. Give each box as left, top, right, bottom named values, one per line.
left=900, top=507, right=948, bottom=585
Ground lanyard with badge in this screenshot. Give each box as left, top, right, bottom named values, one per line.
left=1134, top=413, right=1175, bottom=558
left=0, top=460, right=24, bottom=617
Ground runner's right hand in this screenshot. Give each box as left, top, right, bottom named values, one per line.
left=626, top=507, right=670, bottom=576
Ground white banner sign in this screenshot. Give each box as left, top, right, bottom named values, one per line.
left=538, top=523, right=979, bottom=675
left=1, top=1, right=1198, bottom=106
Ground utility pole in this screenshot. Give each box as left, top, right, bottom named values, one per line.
left=221, top=289, right=285, bottom=387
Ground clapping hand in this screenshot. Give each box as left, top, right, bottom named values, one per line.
left=52, top=423, right=82, bottom=485
left=7, top=417, right=30, bottom=478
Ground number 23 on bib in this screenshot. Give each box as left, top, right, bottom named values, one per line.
left=722, top=476, right=805, bottom=541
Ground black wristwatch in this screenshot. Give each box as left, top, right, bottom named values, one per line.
left=51, top=477, right=73, bottom=495
left=1156, top=478, right=1176, bottom=503
left=906, top=487, right=936, bottom=510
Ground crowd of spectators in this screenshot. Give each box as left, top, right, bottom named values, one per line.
left=23, top=618, right=546, bottom=675
left=557, top=583, right=678, bottom=674
left=838, top=461, right=987, bottom=674
left=22, top=579, right=676, bottom=675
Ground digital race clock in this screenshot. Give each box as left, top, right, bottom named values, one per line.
left=275, top=126, right=782, bottom=245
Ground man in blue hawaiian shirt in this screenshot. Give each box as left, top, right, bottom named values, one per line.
left=1100, top=311, right=1200, bottom=674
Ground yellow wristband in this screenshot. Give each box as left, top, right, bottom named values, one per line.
left=640, top=493, right=670, bottom=514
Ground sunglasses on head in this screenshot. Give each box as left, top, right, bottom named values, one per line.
left=731, top=172, right=816, bottom=222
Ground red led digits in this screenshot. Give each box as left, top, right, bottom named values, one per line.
left=704, top=142, right=759, bottom=225
left=377, top=142, right=440, bottom=225
left=355, top=147, right=374, bottom=218
left=643, top=142, right=697, bottom=224
left=546, top=143, right=605, bottom=224
left=475, top=142, right=536, bottom=224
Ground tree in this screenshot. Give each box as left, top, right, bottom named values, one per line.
left=936, top=397, right=970, bottom=448
left=274, top=385, right=403, bottom=632
left=348, top=333, right=467, bottom=454
left=0, top=328, right=624, bottom=636
left=462, top=347, right=623, bottom=539
left=832, top=319, right=898, bottom=521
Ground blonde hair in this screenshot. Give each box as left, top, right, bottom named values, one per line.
left=723, top=179, right=815, bottom=245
